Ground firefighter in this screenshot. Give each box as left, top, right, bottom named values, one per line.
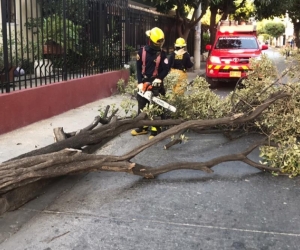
left=131, top=27, right=169, bottom=139
left=168, top=37, right=194, bottom=94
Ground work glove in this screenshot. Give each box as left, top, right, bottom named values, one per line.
left=152, top=78, right=162, bottom=87
left=138, top=83, right=144, bottom=92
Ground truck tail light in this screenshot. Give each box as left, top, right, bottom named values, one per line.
left=209, top=56, right=221, bottom=64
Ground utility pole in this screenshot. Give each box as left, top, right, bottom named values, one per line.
left=194, top=3, right=201, bottom=70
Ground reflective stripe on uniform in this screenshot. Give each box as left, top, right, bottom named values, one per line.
left=142, top=47, right=161, bottom=77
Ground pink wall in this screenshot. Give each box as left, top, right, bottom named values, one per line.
left=0, top=70, right=129, bottom=135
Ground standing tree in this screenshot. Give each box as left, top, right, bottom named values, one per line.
left=144, top=0, right=256, bottom=45
left=231, top=0, right=255, bottom=22
left=145, top=0, right=210, bottom=41
left=264, top=22, right=285, bottom=46
left=254, top=0, right=300, bottom=47
left=207, top=0, right=252, bottom=43
left=283, top=2, right=300, bottom=48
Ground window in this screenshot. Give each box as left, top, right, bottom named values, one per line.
left=215, top=37, right=258, bottom=49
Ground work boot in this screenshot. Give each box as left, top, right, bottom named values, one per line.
left=149, top=126, right=161, bottom=140
left=131, top=127, right=148, bottom=136
left=149, top=134, right=156, bottom=140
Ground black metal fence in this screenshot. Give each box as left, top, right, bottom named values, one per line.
left=0, top=0, right=194, bottom=93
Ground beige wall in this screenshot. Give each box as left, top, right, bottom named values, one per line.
left=0, top=1, right=39, bottom=43
left=0, top=1, right=40, bottom=64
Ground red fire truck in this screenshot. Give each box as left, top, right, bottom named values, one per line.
left=205, top=20, right=268, bottom=88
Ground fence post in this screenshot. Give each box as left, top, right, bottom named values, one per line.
left=1, top=0, right=10, bottom=93
left=62, top=0, right=67, bottom=81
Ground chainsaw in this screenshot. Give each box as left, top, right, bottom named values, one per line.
left=137, top=83, right=176, bottom=112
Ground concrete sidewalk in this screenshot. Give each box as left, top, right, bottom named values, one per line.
left=1, top=64, right=299, bottom=250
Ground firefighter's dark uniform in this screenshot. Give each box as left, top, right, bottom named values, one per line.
left=131, top=45, right=169, bottom=138
left=136, top=45, right=169, bottom=114
left=168, top=41, right=194, bottom=94
left=169, top=50, right=194, bottom=72
left=131, top=27, right=169, bottom=139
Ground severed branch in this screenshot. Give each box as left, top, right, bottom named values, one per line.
left=53, top=116, right=102, bottom=142
left=53, top=105, right=119, bottom=142
left=164, top=138, right=182, bottom=150
left=231, top=66, right=293, bottom=114
left=117, top=91, right=289, bottom=162
left=164, top=128, right=191, bottom=150
left=0, top=139, right=281, bottom=194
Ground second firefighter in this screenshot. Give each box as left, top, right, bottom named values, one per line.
left=168, top=37, right=194, bottom=94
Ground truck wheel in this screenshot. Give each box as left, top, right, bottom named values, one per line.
left=206, top=76, right=218, bottom=89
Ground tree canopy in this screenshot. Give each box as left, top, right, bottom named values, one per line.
left=264, top=22, right=285, bottom=39
left=254, top=0, right=300, bottom=47
left=231, top=0, right=255, bottom=22
left=143, top=0, right=210, bottom=41
left=254, top=0, right=289, bottom=20
left=144, top=0, right=257, bottom=44
left=143, top=0, right=298, bottom=44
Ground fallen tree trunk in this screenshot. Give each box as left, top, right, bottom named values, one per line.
left=0, top=140, right=279, bottom=194
left=0, top=90, right=289, bottom=196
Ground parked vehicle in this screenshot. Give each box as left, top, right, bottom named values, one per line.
left=205, top=20, right=268, bottom=88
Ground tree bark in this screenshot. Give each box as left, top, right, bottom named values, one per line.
left=293, top=21, right=300, bottom=48
left=209, top=7, right=218, bottom=44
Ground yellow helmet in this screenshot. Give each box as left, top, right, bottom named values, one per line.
left=175, top=37, right=186, bottom=47
left=145, top=27, right=165, bottom=50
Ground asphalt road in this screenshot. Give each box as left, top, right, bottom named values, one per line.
left=0, top=48, right=299, bottom=250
